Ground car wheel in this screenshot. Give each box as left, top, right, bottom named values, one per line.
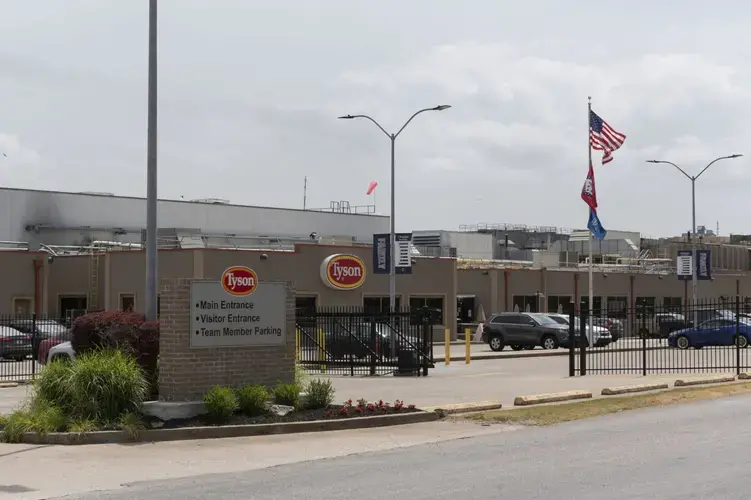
left=488, top=335, right=505, bottom=352
left=676, top=335, right=690, bottom=350
left=541, top=335, right=559, bottom=350
left=638, top=328, right=649, bottom=339
left=736, top=335, right=749, bottom=348
left=510, top=345, right=524, bottom=351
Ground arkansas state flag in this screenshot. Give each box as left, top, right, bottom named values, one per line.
left=581, top=161, right=598, bottom=212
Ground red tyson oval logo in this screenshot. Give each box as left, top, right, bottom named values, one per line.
left=321, top=255, right=366, bottom=290
left=221, top=266, right=259, bottom=296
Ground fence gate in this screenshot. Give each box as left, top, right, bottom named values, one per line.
left=569, top=298, right=751, bottom=376
left=295, top=306, right=436, bottom=376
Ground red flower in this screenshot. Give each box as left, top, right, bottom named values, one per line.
left=327, top=409, right=333, bottom=417
left=339, top=407, right=349, bottom=416
left=355, top=407, right=362, bottom=413
left=366, top=403, right=377, bottom=412
left=408, top=404, right=416, bottom=410
left=346, top=399, right=353, bottom=406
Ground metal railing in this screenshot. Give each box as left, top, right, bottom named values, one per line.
left=568, top=298, right=751, bottom=375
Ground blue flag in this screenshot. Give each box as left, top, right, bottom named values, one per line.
left=587, top=208, right=607, bottom=240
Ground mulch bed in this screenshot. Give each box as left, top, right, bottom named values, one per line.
left=143, top=402, right=421, bottom=429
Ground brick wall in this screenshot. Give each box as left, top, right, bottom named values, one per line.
left=158, top=278, right=296, bottom=401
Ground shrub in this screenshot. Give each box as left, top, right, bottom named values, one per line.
left=66, top=349, right=149, bottom=424
left=203, top=386, right=238, bottom=423
left=273, top=382, right=301, bottom=409
left=118, top=411, right=146, bottom=440
left=236, top=385, right=269, bottom=416
left=34, top=356, right=73, bottom=411
left=305, top=378, right=335, bottom=409
left=70, top=311, right=159, bottom=395
left=1, top=399, right=67, bottom=443
left=295, top=365, right=310, bottom=386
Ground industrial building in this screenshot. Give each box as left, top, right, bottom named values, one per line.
left=1, top=187, right=751, bottom=339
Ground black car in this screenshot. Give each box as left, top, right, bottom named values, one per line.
left=481, top=312, right=569, bottom=352
left=319, top=322, right=403, bottom=360
left=9, top=319, right=69, bottom=359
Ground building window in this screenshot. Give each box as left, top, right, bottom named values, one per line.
left=635, top=296, right=656, bottom=315
left=606, top=296, right=627, bottom=319
left=363, top=296, right=402, bottom=315
left=579, top=296, right=603, bottom=317
left=119, top=294, right=135, bottom=312
left=295, top=296, right=317, bottom=329
left=12, top=298, right=33, bottom=317
left=547, top=295, right=572, bottom=314
left=409, top=296, right=444, bottom=325
left=663, top=297, right=682, bottom=312
left=513, top=295, right=541, bottom=313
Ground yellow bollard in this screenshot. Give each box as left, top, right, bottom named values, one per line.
left=445, top=328, right=451, bottom=365
left=317, top=328, right=326, bottom=374
left=465, top=328, right=471, bottom=364
left=295, top=328, right=301, bottom=362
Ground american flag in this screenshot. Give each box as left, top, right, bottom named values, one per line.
left=590, top=110, right=626, bottom=164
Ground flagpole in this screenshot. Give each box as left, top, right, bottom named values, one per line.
left=587, top=96, right=594, bottom=346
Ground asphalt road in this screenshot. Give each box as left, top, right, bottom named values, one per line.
left=54, top=393, right=751, bottom=500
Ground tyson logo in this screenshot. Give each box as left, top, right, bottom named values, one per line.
left=221, top=266, right=258, bottom=296
left=320, top=254, right=366, bottom=290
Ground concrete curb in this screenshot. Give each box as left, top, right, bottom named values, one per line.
left=422, top=401, right=502, bottom=417
left=674, top=375, right=737, bottom=387
left=434, top=345, right=670, bottom=363
left=601, top=383, right=670, bottom=396
left=0, top=382, right=19, bottom=389
left=2, top=411, right=441, bottom=446
left=513, top=390, right=592, bottom=406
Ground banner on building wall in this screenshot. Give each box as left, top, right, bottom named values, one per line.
left=677, top=249, right=711, bottom=281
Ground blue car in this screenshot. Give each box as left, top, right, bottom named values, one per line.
left=668, top=318, right=751, bottom=350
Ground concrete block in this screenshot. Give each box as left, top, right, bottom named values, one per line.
left=0, top=382, right=19, bottom=389
left=674, top=375, right=736, bottom=387
left=423, top=401, right=502, bottom=416
left=601, top=383, right=669, bottom=396
left=513, top=390, right=592, bottom=406
left=142, top=401, right=207, bottom=421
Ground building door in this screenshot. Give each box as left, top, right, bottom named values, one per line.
left=59, top=296, right=87, bottom=323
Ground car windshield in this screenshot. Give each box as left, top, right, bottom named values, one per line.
left=547, top=315, right=568, bottom=325
left=529, top=313, right=556, bottom=325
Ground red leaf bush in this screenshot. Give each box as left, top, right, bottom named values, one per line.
left=70, top=310, right=159, bottom=398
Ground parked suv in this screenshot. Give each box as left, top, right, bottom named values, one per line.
left=481, top=312, right=569, bottom=352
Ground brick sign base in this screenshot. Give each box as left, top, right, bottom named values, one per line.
left=158, top=278, right=296, bottom=401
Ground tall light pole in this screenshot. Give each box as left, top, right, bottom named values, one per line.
left=338, top=105, right=451, bottom=317
left=145, top=0, right=158, bottom=322
left=646, top=154, right=743, bottom=326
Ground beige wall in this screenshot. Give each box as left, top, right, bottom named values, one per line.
left=455, top=267, right=747, bottom=317
left=0, top=251, right=42, bottom=314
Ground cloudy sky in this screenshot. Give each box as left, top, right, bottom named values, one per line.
left=0, top=0, right=748, bottom=237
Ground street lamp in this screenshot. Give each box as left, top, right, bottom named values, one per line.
left=144, top=0, right=158, bottom=322
left=338, top=105, right=451, bottom=321
left=646, top=154, right=743, bottom=327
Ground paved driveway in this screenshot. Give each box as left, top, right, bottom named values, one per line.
left=314, top=356, right=691, bottom=408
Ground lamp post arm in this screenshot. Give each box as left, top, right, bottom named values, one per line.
left=394, top=108, right=435, bottom=139
left=344, top=115, right=391, bottom=138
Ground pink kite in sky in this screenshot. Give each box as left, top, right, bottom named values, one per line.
left=366, top=180, right=378, bottom=195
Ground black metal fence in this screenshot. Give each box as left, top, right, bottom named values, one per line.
left=569, top=297, right=751, bottom=375
left=0, top=314, right=74, bottom=380
left=295, top=306, right=437, bottom=376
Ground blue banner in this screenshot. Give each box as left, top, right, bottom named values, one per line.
left=696, top=249, right=712, bottom=281
left=587, top=209, right=607, bottom=240
left=677, top=249, right=711, bottom=281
